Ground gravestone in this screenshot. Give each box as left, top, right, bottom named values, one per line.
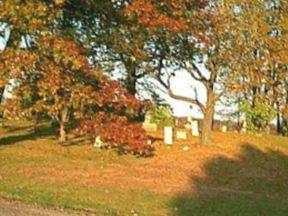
left=221, top=125, right=228, bottom=133
left=142, top=112, right=157, bottom=132
left=176, top=130, right=187, bottom=140
left=187, top=109, right=193, bottom=123
left=144, top=112, right=152, bottom=123
left=241, top=121, right=247, bottom=133
left=184, top=123, right=191, bottom=130
left=187, top=115, right=193, bottom=124
left=164, top=126, right=173, bottom=145
left=182, top=146, right=190, bottom=152
left=191, top=120, right=200, bottom=136
left=143, top=123, right=157, bottom=132
left=175, top=119, right=179, bottom=127
left=94, top=136, right=103, bottom=148
left=265, top=126, right=271, bottom=134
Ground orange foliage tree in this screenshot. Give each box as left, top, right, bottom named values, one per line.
left=125, top=0, right=223, bottom=145
left=126, top=0, right=288, bottom=141
left=0, top=0, right=152, bottom=155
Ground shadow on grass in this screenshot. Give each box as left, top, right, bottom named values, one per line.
left=171, top=143, right=288, bottom=216
left=148, top=135, right=163, bottom=145
left=0, top=124, right=56, bottom=146
left=60, top=136, right=90, bottom=147
left=4, top=125, right=33, bottom=133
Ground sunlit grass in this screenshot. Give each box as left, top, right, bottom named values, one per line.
left=1, top=120, right=288, bottom=215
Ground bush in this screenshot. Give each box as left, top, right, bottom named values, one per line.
left=76, top=113, right=154, bottom=157
left=149, top=105, right=174, bottom=127
left=240, top=99, right=276, bottom=132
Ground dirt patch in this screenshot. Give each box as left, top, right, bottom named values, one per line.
left=0, top=198, right=91, bottom=216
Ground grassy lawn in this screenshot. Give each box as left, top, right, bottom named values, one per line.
left=1, top=121, right=288, bottom=215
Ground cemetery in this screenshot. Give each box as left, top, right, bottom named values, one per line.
left=1, top=118, right=288, bottom=215
left=0, top=96, right=287, bottom=215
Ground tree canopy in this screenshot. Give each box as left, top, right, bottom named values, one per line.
left=0, top=0, right=287, bottom=149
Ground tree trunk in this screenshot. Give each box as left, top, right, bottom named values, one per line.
left=252, top=87, right=257, bottom=108
left=282, top=108, right=288, bottom=136
left=282, top=91, right=288, bottom=135
left=0, top=87, right=4, bottom=105
left=59, top=122, right=66, bottom=142
left=126, top=75, right=137, bottom=96
left=237, top=98, right=241, bottom=131
left=200, top=88, right=215, bottom=145
left=276, top=102, right=281, bottom=134
left=0, top=87, right=3, bottom=122
left=59, top=108, right=68, bottom=143
left=200, top=106, right=214, bottom=145
left=125, top=63, right=138, bottom=96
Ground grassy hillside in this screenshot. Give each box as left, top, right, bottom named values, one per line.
left=1, top=121, right=288, bottom=215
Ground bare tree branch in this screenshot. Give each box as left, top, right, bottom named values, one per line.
left=154, top=61, right=206, bottom=113
left=214, top=85, right=228, bottom=103
left=185, top=62, right=209, bottom=84
left=166, top=79, right=205, bottom=113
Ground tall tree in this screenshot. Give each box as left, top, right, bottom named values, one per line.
left=126, top=0, right=235, bottom=144
left=57, top=0, right=153, bottom=96
left=0, top=0, right=152, bottom=155
left=219, top=0, right=288, bottom=133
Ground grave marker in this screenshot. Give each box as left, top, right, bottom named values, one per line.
left=142, top=112, right=157, bottom=132
left=143, top=123, right=157, bottom=132
left=164, top=126, right=173, bottom=145
left=241, top=121, right=247, bottom=133
left=221, top=125, right=228, bottom=133
left=94, top=136, right=103, bottom=148
left=191, top=120, right=200, bottom=136
left=176, top=130, right=187, bottom=140
left=184, top=123, right=191, bottom=130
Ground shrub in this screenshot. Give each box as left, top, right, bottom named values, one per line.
left=76, top=113, right=154, bottom=156
left=240, top=99, right=276, bottom=132
left=149, top=104, right=174, bottom=127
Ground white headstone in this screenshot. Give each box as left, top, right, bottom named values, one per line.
left=143, top=123, right=157, bottom=132
left=265, top=126, right=271, bottom=134
left=94, top=136, right=103, bottom=148
left=182, top=146, right=190, bottom=152
left=164, top=126, right=173, bottom=145
left=191, top=120, right=200, bottom=136
left=187, top=115, right=193, bottom=124
left=144, top=112, right=152, bottom=123
left=143, top=112, right=157, bottom=132
left=176, top=130, right=187, bottom=140
left=184, top=123, right=191, bottom=130
left=187, top=109, right=193, bottom=123
left=241, top=121, right=247, bottom=133
left=175, top=119, right=179, bottom=126
left=221, top=125, right=228, bottom=133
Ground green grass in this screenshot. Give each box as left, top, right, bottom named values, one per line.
left=0, top=179, right=170, bottom=215
left=0, top=121, right=170, bottom=215
left=172, top=194, right=288, bottom=216
left=1, top=121, right=288, bottom=215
